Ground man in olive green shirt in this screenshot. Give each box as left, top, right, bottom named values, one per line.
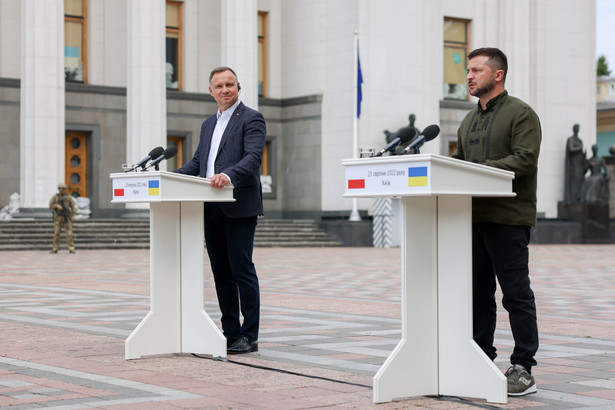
left=453, top=48, right=541, bottom=397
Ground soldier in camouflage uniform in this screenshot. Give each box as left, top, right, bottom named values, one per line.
left=49, top=182, right=76, bottom=254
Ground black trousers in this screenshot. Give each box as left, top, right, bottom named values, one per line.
left=204, top=203, right=260, bottom=342
left=472, top=222, right=539, bottom=372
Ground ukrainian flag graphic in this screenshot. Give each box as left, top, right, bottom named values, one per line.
left=148, top=180, right=160, bottom=195
left=408, top=166, right=428, bottom=187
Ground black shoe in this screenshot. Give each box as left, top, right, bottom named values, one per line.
left=69, top=250, right=76, bottom=254
left=227, top=336, right=258, bottom=354
left=226, top=337, right=238, bottom=348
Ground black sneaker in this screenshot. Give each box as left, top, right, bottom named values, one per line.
left=505, top=364, right=537, bottom=396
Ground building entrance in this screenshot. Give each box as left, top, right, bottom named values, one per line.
left=65, top=131, right=87, bottom=197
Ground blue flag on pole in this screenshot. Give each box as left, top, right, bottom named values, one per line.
left=357, top=43, right=363, bottom=119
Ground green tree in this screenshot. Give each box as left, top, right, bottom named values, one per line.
left=597, top=55, right=611, bottom=76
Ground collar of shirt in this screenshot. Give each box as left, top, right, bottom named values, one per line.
left=477, top=90, right=508, bottom=113
left=206, top=99, right=241, bottom=178
left=216, top=99, right=241, bottom=121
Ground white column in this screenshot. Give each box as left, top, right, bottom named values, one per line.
left=221, top=0, right=258, bottom=109
left=126, top=0, right=166, bottom=169
left=498, top=0, right=532, bottom=103
left=19, top=0, right=65, bottom=209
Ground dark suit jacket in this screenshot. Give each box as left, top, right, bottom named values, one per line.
left=175, top=102, right=266, bottom=218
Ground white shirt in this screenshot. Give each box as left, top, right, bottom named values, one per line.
left=206, top=99, right=240, bottom=179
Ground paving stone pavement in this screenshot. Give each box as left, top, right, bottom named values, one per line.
left=0, top=245, right=614, bottom=409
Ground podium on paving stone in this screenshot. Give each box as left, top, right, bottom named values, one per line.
left=110, top=171, right=234, bottom=360
left=343, top=154, right=514, bottom=404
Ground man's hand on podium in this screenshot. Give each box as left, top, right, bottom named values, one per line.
left=209, top=173, right=230, bottom=189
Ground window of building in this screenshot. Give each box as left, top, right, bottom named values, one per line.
left=445, top=138, right=458, bottom=157
left=443, top=18, right=470, bottom=100
left=166, top=1, right=183, bottom=90
left=166, top=136, right=184, bottom=170
left=257, top=12, right=268, bottom=97
left=262, top=140, right=270, bottom=176
left=64, top=0, right=87, bottom=83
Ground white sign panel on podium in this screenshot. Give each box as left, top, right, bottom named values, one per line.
left=345, top=160, right=432, bottom=194
left=344, top=154, right=514, bottom=198
left=112, top=176, right=161, bottom=201
left=111, top=171, right=234, bottom=203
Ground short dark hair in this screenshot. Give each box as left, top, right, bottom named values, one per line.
left=209, top=66, right=238, bottom=83
left=468, top=47, right=508, bottom=81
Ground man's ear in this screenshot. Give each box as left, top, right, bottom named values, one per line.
left=495, top=70, right=505, bottom=82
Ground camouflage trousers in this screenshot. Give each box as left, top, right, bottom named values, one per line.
left=52, top=219, right=74, bottom=252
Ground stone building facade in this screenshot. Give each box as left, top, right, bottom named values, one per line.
left=0, top=0, right=597, bottom=222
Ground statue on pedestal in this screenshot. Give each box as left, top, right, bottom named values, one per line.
left=394, top=114, right=421, bottom=155
left=582, top=144, right=610, bottom=203
left=558, top=128, right=611, bottom=243
left=0, top=193, right=20, bottom=220
left=564, top=124, right=585, bottom=204
left=382, top=114, right=421, bottom=156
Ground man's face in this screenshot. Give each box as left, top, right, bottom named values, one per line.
left=59, top=187, right=66, bottom=194
left=209, top=70, right=239, bottom=112
left=466, top=55, right=497, bottom=98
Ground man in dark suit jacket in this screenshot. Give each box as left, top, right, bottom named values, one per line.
left=175, top=66, right=266, bottom=354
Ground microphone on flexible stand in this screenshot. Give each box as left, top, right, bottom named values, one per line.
left=403, top=124, right=440, bottom=154
left=147, top=146, right=178, bottom=171
left=372, top=127, right=416, bottom=157
left=124, top=146, right=165, bottom=172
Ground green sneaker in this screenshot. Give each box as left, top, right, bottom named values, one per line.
left=505, top=364, right=537, bottom=396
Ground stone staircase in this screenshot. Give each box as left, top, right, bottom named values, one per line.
left=0, top=218, right=342, bottom=251
left=254, top=219, right=343, bottom=247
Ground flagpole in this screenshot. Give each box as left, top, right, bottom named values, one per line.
left=349, top=29, right=361, bottom=222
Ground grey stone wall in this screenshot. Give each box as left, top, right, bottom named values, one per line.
left=0, top=78, right=325, bottom=219
left=281, top=95, right=322, bottom=218
left=439, top=99, right=475, bottom=156
left=0, top=79, right=21, bottom=207
left=65, top=83, right=127, bottom=217
left=260, top=95, right=323, bottom=219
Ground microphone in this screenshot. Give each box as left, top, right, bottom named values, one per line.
left=124, top=146, right=165, bottom=172
left=403, top=124, right=440, bottom=154
left=147, top=146, right=178, bottom=170
left=373, top=127, right=416, bottom=157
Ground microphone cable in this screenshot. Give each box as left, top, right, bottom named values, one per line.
left=191, top=353, right=503, bottom=408
left=191, top=353, right=371, bottom=388
left=426, top=395, right=501, bottom=409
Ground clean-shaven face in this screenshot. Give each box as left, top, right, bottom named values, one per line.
left=209, top=70, right=239, bottom=112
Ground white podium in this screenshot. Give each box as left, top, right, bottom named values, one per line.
left=343, top=154, right=514, bottom=404
left=110, top=171, right=234, bottom=359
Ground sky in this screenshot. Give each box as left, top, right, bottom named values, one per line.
left=596, top=0, right=615, bottom=72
